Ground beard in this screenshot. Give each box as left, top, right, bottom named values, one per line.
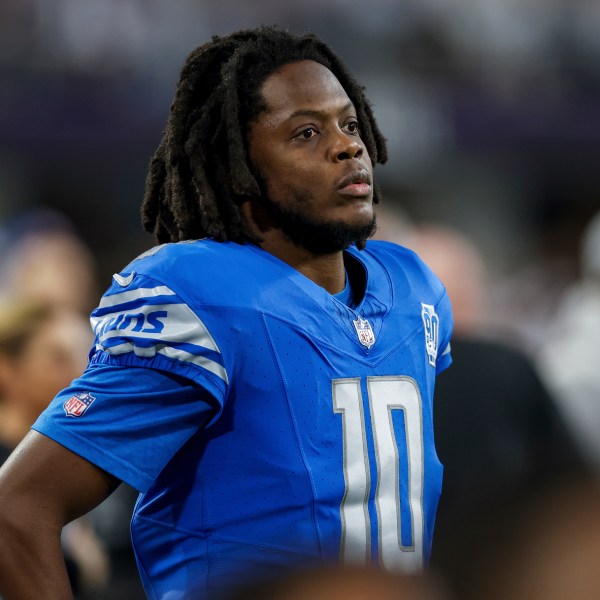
left=257, top=180, right=377, bottom=255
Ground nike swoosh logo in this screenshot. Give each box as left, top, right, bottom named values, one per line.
left=113, top=272, right=136, bottom=287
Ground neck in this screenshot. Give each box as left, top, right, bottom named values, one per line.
left=241, top=198, right=347, bottom=294
left=260, top=235, right=346, bottom=294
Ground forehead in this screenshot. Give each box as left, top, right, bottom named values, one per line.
left=257, top=60, right=352, bottom=121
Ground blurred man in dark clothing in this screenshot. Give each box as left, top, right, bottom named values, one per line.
left=376, top=219, right=587, bottom=599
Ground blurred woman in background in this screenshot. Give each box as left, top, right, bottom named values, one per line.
left=0, top=298, right=108, bottom=598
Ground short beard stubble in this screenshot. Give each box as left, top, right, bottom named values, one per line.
left=256, top=179, right=377, bottom=255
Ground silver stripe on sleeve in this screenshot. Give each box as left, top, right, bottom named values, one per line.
left=95, top=341, right=228, bottom=383
left=92, top=303, right=220, bottom=352
left=92, top=283, right=228, bottom=383
left=98, top=285, right=177, bottom=309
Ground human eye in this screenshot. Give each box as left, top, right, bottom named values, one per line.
left=343, top=119, right=360, bottom=135
left=294, top=126, right=319, bottom=140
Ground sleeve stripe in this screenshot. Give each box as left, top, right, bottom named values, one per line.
left=92, top=303, right=220, bottom=352
left=96, top=336, right=223, bottom=365
left=93, top=295, right=181, bottom=317
left=95, top=342, right=228, bottom=383
left=98, top=285, right=177, bottom=309
left=91, top=282, right=229, bottom=384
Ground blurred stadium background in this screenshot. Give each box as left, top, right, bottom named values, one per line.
left=2, top=4, right=600, bottom=598
left=1, top=0, right=599, bottom=347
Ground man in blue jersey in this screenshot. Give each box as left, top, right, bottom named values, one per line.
left=0, top=26, right=452, bottom=600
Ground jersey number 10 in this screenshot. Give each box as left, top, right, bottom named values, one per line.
left=332, top=376, right=424, bottom=573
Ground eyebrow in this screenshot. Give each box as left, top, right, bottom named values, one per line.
left=287, top=100, right=354, bottom=121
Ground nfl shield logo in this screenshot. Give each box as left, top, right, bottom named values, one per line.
left=353, top=316, right=375, bottom=349
left=63, top=392, right=96, bottom=417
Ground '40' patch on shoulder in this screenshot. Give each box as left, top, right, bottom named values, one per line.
left=421, top=303, right=439, bottom=367
left=64, top=392, right=96, bottom=417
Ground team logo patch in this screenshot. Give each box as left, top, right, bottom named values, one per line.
left=353, top=316, right=375, bottom=349
left=63, top=392, right=96, bottom=418
left=112, top=272, right=136, bottom=287
left=421, top=303, right=439, bottom=367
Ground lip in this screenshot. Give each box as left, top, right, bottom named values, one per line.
left=337, top=168, right=373, bottom=197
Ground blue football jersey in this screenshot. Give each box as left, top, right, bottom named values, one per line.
left=34, top=239, right=452, bottom=599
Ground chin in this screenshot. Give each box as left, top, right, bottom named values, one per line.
left=344, top=207, right=375, bottom=229
left=338, top=196, right=373, bottom=215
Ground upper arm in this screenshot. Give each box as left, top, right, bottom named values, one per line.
left=0, top=430, right=119, bottom=528
left=33, top=365, right=220, bottom=491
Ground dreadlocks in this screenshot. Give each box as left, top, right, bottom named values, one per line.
left=141, top=25, right=388, bottom=246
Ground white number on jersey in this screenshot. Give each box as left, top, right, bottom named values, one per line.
left=332, top=376, right=424, bottom=572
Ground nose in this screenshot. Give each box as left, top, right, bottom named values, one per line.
left=330, top=133, right=364, bottom=162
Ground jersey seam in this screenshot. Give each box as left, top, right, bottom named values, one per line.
left=88, top=351, right=226, bottom=405
left=108, top=268, right=232, bottom=394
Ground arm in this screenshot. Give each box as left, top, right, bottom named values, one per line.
left=0, top=430, right=119, bottom=600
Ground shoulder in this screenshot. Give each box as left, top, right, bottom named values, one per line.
left=101, top=240, right=293, bottom=314
left=125, top=238, right=237, bottom=277
left=360, top=239, right=447, bottom=297
left=363, top=239, right=432, bottom=269
left=110, top=239, right=261, bottom=301
left=359, top=240, right=453, bottom=372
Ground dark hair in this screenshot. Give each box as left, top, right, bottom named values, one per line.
left=141, top=25, right=388, bottom=245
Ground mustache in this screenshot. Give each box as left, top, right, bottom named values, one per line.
left=336, top=168, right=372, bottom=189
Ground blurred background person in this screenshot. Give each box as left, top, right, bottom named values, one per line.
left=376, top=205, right=588, bottom=599
left=223, top=564, right=449, bottom=600
left=0, top=208, right=100, bottom=316
left=0, top=208, right=145, bottom=599
left=0, top=298, right=92, bottom=451
left=471, top=473, right=600, bottom=600
left=0, top=297, right=109, bottom=597
left=536, top=210, right=600, bottom=471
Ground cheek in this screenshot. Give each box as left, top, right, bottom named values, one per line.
left=276, top=159, right=325, bottom=193
left=266, top=151, right=301, bottom=181
left=250, top=137, right=311, bottom=189
left=259, top=160, right=307, bottom=201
